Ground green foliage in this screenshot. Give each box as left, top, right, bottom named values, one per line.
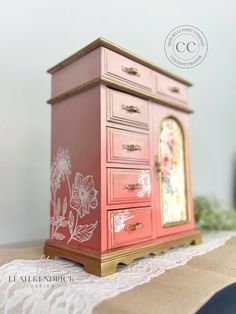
left=194, top=196, right=236, bottom=230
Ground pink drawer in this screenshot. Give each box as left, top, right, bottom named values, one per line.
left=107, top=168, right=151, bottom=205
left=106, top=88, right=149, bottom=129
left=108, top=207, right=152, bottom=249
left=155, top=73, right=188, bottom=103
left=107, top=127, right=150, bottom=165
left=104, top=49, right=153, bottom=90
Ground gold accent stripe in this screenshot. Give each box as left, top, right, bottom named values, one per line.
left=48, top=77, right=101, bottom=104
left=44, top=229, right=202, bottom=276
left=47, top=76, right=194, bottom=114
left=47, top=37, right=192, bottom=87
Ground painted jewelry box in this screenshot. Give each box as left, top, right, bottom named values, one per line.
left=44, top=38, right=202, bottom=276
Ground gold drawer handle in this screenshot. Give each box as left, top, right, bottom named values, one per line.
left=125, top=222, right=144, bottom=231
left=121, top=104, right=141, bottom=113
left=122, top=144, right=142, bottom=152
left=123, top=183, right=142, bottom=191
left=121, top=66, right=140, bottom=76
left=168, top=86, right=180, bottom=93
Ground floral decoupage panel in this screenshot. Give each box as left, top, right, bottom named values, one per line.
left=160, top=118, right=188, bottom=225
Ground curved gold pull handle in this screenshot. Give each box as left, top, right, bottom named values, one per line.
left=125, top=222, right=144, bottom=231
left=155, top=155, right=162, bottom=178
left=123, top=183, right=142, bottom=191
left=168, top=86, right=180, bottom=93
left=122, top=144, right=142, bottom=152
left=121, top=105, right=141, bottom=113
left=122, top=66, right=140, bottom=76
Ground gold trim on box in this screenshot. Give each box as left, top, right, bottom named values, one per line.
left=44, top=229, right=201, bottom=276
left=47, top=37, right=192, bottom=87
left=47, top=76, right=194, bottom=114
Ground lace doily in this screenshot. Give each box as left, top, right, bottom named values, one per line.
left=0, top=231, right=235, bottom=314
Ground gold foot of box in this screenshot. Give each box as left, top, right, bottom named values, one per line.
left=44, top=229, right=202, bottom=276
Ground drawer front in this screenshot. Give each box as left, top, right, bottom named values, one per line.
left=107, top=127, right=150, bottom=164
left=107, top=168, right=151, bottom=205
left=104, top=49, right=153, bottom=90
left=107, top=89, right=149, bottom=129
left=156, top=73, right=188, bottom=103
left=108, top=207, right=152, bottom=249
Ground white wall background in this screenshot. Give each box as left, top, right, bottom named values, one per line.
left=0, top=0, right=235, bottom=244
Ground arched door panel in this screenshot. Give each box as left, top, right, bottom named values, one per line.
left=159, top=117, right=188, bottom=226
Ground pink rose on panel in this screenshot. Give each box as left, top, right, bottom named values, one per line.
left=163, top=154, right=169, bottom=165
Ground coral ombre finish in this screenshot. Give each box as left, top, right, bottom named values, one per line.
left=45, top=38, right=199, bottom=276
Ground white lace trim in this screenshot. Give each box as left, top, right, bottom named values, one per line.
left=0, top=231, right=235, bottom=314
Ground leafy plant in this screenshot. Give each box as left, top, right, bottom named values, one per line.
left=194, top=196, right=236, bottom=230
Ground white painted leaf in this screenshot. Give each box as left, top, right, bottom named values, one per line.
left=56, top=198, right=61, bottom=217
left=60, top=220, right=69, bottom=227
left=58, top=216, right=65, bottom=223
left=68, top=211, right=74, bottom=235
left=54, top=232, right=65, bottom=240
left=72, top=221, right=98, bottom=242
left=62, top=197, right=67, bottom=215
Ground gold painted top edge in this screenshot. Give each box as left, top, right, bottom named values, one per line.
left=47, top=37, right=193, bottom=87
left=47, top=76, right=194, bottom=114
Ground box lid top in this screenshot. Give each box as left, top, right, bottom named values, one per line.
left=47, top=37, right=192, bottom=87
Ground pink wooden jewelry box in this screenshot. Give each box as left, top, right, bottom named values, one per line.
left=44, top=38, right=201, bottom=276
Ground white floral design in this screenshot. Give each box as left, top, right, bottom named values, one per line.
left=50, top=197, right=69, bottom=240
left=110, top=210, right=134, bottom=233
left=51, top=148, right=71, bottom=191
left=137, top=173, right=151, bottom=198
left=50, top=147, right=98, bottom=244
left=67, top=214, right=98, bottom=243
left=70, top=173, right=98, bottom=218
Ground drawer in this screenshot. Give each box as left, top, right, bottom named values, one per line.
left=107, top=168, right=151, bottom=205
left=107, top=127, right=150, bottom=164
left=108, top=207, right=152, bottom=249
left=106, top=88, right=149, bottom=129
left=155, top=73, right=188, bottom=103
left=104, top=49, right=153, bottom=90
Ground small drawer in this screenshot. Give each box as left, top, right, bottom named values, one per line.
left=107, top=127, right=150, bottom=165
left=155, top=73, right=188, bottom=103
left=106, top=88, right=149, bottom=129
left=107, top=168, right=151, bottom=205
left=104, top=49, right=153, bottom=90
left=108, top=207, right=152, bottom=249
